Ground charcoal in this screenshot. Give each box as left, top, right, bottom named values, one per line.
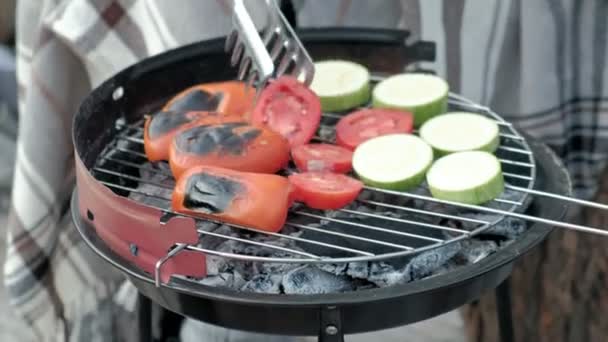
left=368, top=262, right=410, bottom=287
left=346, top=262, right=369, bottom=279
left=282, top=266, right=355, bottom=294
left=200, top=272, right=246, bottom=289
left=315, top=262, right=348, bottom=276
left=128, top=181, right=172, bottom=209
left=240, top=274, right=282, bottom=294
left=317, top=125, right=334, bottom=142
left=128, top=158, right=530, bottom=295
left=407, top=242, right=461, bottom=281
left=206, top=255, right=229, bottom=276
left=458, top=239, right=499, bottom=264
left=486, top=217, right=527, bottom=239
left=253, top=259, right=301, bottom=275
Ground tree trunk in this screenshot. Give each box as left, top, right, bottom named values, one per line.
left=461, top=169, right=608, bottom=342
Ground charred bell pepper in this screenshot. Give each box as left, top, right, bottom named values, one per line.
left=171, top=166, right=291, bottom=232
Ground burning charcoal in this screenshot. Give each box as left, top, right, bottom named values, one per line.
left=346, top=262, right=369, bottom=279
left=317, top=125, right=335, bottom=142
left=368, top=262, right=410, bottom=287
left=486, top=217, right=527, bottom=239
left=206, top=255, right=229, bottom=275
left=282, top=266, right=355, bottom=294
left=458, top=239, right=499, bottom=264
left=254, top=261, right=300, bottom=275
left=315, top=262, right=348, bottom=276
left=128, top=181, right=172, bottom=209
left=200, top=272, right=246, bottom=289
left=406, top=242, right=461, bottom=281
left=241, top=274, right=282, bottom=294
left=485, top=188, right=531, bottom=211
left=198, top=224, right=235, bottom=250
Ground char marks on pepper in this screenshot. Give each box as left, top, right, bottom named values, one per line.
left=183, top=172, right=244, bottom=214
left=167, top=89, right=223, bottom=112
left=148, top=110, right=219, bottom=139
left=175, top=122, right=261, bottom=155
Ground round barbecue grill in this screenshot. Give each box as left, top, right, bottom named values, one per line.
left=71, top=28, right=576, bottom=341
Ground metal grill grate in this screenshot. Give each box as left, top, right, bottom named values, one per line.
left=90, top=76, right=549, bottom=285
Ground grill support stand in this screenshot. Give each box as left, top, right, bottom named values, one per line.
left=136, top=281, right=516, bottom=342
left=495, top=277, right=514, bottom=342
left=319, top=306, right=344, bottom=342
left=138, top=293, right=153, bottom=342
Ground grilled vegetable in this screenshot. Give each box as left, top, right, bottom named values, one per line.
left=143, top=111, right=242, bottom=162
left=169, top=121, right=290, bottom=179
left=172, top=166, right=291, bottom=232
left=419, top=112, right=500, bottom=157
left=291, top=143, right=353, bottom=173
left=164, top=81, right=255, bottom=116
left=426, top=151, right=504, bottom=204
left=288, top=172, right=363, bottom=210
left=309, top=60, right=370, bottom=112
left=251, top=76, right=322, bottom=148
left=372, top=73, right=449, bottom=127
left=352, top=134, right=433, bottom=190
left=335, top=108, right=414, bottom=150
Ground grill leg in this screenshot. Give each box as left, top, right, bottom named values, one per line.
left=495, top=277, right=514, bottom=342
left=138, top=293, right=153, bottom=342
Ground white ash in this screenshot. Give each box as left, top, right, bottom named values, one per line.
left=456, top=239, right=499, bottom=264
left=241, top=274, right=283, bottom=294
left=282, top=266, right=355, bottom=294
left=124, top=161, right=529, bottom=294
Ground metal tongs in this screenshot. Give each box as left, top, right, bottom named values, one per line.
left=225, top=0, right=315, bottom=96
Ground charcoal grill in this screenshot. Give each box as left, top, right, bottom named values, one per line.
left=71, top=28, right=589, bottom=342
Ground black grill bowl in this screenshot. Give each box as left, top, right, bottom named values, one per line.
left=71, top=28, right=570, bottom=337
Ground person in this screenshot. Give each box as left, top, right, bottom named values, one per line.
left=4, top=1, right=608, bottom=341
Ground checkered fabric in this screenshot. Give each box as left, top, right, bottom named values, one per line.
left=5, top=1, right=608, bottom=341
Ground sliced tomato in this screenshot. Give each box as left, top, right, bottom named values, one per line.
left=250, top=76, right=322, bottom=147
left=172, top=166, right=291, bottom=232
left=291, top=143, right=353, bottom=173
left=288, top=172, right=363, bottom=210
left=163, top=81, right=255, bottom=117
left=169, top=121, right=290, bottom=179
left=143, top=111, right=242, bottom=162
left=335, top=108, right=414, bottom=150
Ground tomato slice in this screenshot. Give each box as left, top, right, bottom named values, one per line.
left=164, top=81, right=255, bottom=117
left=172, top=166, right=291, bottom=232
left=169, top=121, right=290, bottom=179
left=288, top=172, right=363, bottom=210
left=335, top=108, right=414, bottom=150
left=291, top=143, right=353, bottom=173
left=250, top=76, right=322, bottom=147
left=143, top=111, right=242, bottom=162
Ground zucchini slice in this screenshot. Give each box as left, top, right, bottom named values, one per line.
left=310, top=60, right=371, bottom=112
left=426, top=151, right=504, bottom=205
left=419, top=112, right=500, bottom=157
left=372, top=73, right=449, bottom=127
left=352, top=134, right=434, bottom=191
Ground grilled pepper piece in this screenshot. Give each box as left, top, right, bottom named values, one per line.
left=169, top=121, right=290, bottom=179
left=143, top=110, right=242, bottom=162
left=172, top=166, right=291, bottom=232
left=163, top=81, right=255, bottom=117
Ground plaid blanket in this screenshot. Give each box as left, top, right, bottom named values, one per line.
left=5, top=0, right=608, bottom=341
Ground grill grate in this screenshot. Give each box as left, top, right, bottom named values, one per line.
left=91, top=80, right=545, bottom=287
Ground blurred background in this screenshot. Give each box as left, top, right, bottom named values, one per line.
left=0, top=0, right=16, bottom=197
left=0, top=1, right=24, bottom=341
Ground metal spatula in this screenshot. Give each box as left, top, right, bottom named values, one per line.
left=225, top=0, right=315, bottom=95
